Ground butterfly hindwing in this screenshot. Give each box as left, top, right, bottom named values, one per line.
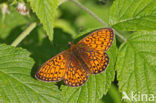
left=78, top=50, right=109, bottom=74
left=64, top=58, right=89, bottom=87
left=88, top=51, right=109, bottom=74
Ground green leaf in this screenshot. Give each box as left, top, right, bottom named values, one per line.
left=58, top=0, right=67, bottom=5
left=0, top=44, right=63, bottom=103
left=98, top=84, right=121, bottom=103
left=109, top=0, right=156, bottom=31
left=75, top=0, right=112, bottom=30
left=61, top=30, right=117, bottom=103
left=28, top=0, right=58, bottom=41
left=54, top=19, right=76, bottom=37
left=0, top=7, right=28, bottom=40
left=116, top=31, right=156, bottom=101
left=60, top=0, right=113, bottom=33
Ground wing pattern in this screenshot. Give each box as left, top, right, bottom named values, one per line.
left=84, top=51, right=109, bottom=74
left=64, top=58, right=89, bottom=87
left=78, top=28, right=114, bottom=51
left=35, top=52, right=67, bottom=82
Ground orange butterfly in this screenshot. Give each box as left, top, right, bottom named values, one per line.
left=35, top=28, right=114, bottom=87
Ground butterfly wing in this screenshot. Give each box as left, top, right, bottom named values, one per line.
left=35, top=51, right=68, bottom=82
left=64, top=57, right=89, bottom=87
left=80, top=50, right=109, bottom=74
left=76, top=28, right=113, bottom=74
left=78, top=28, right=114, bottom=51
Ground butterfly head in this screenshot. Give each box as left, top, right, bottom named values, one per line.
left=68, top=42, right=74, bottom=48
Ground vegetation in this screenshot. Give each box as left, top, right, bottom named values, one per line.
left=0, top=0, right=156, bottom=103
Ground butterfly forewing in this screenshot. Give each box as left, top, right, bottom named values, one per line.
left=35, top=51, right=68, bottom=82
left=78, top=28, right=114, bottom=51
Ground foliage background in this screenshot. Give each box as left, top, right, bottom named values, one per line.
left=0, top=0, right=156, bottom=103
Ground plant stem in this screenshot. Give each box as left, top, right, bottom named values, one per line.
left=114, top=30, right=127, bottom=42
left=11, top=22, right=37, bottom=47
left=69, top=0, right=108, bottom=27
left=69, top=0, right=127, bottom=42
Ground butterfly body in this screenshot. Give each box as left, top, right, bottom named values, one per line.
left=69, top=45, right=92, bottom=73
left=35, top=28, right=114, bottom=87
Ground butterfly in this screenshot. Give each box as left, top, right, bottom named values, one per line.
left=35, top=28, right=114, bottom=87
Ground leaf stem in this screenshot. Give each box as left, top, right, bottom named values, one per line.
left=11, top=22, right=37, bottom=47
left=69, top=0, right=108, bottom=27
left=69, top=0, right=127, bottom=42
left=114, top=30, right=127, bottom=42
